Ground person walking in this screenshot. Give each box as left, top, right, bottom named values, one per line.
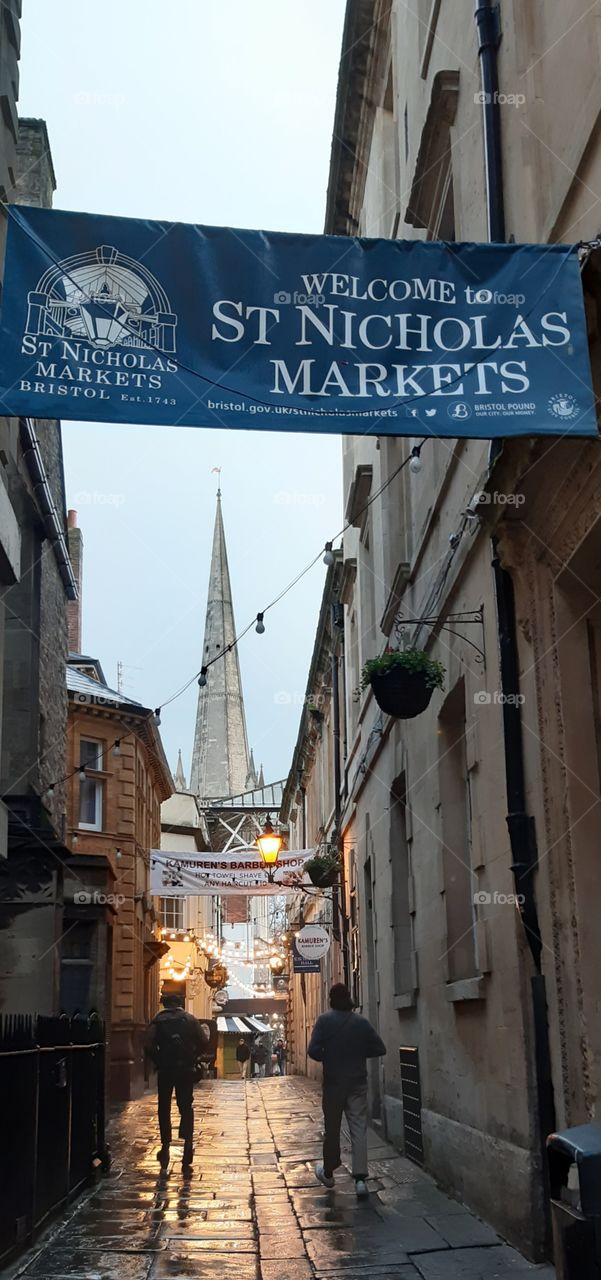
left=236, top=1037, right=251, bottom=1079
left=145, top=992, right=206, bottom=1171
left=308, top=983, right=386, bottom=1200
left=275, top=1038, right=286, bottom=1076
left=251, top=1038, right=268, bottom=1078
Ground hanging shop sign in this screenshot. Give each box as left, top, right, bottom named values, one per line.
left=0, top=205, right=596, bottom=439
left=292, top=939, right=320, bottom=974
left=295, top=925, right=330, bottom=961
left=150, top=848, right=315, bottom=896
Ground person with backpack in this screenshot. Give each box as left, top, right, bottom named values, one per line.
left=145, top=992, right=206, bottom=1170
left=308, top=983, right=386, bottom=1200
left=251, top=1038, right=268, bottom=1078
left=236, top=1037, right=251, bottom=1079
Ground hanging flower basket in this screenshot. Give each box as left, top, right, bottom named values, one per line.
left=304, top=852, right=340, bottom=888
left=361, top=649, right=445, bottom=719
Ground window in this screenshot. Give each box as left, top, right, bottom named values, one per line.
left=438, top=679, right=477, bottom=982
left=60, top=920, right=96, bottom=1015
left=78, top=738, right=104, bottom=831
left=160, top=897, right=184, bottom=931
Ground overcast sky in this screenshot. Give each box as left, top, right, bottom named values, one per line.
left=18, top=0, right=346, bottom=786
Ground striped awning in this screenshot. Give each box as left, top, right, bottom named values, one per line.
left=216, top=1014, right=271, bottom=1034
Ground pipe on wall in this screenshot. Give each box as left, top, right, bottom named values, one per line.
left=474, top=0, right=506, bottom=241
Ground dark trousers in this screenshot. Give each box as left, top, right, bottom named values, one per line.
left=157, top=1069, right=195, bottom=1145
left=323, top=1082, right=368, bottom=1179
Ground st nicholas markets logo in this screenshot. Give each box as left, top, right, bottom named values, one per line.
left=20, top=244, right=179, bottom=404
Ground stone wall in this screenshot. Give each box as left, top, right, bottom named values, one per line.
left=314, top=0, right=601, bottom=1259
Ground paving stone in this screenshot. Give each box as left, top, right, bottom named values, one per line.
left=412, top=1246, right=541, bottom=1278
left=260, top=1262, right=314, bottom=1280
left=424, top=1213, right=500, bottom=1248
left=22, top=1250, right=154, bottom=1277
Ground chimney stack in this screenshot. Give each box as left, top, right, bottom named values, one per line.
left=67, top=510, right=83, bottom=653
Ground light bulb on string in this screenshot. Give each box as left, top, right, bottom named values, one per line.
left=255, top=613, right=266, bottom=635
left=154, top=708, right=162, bottom=726
left=79, top=767, right=86, bottom=781
left=409, top=447, right=422, bottom=474
left=323, top=542, right=335, bottom=567
left=198, top=667, right=208, bottom=688
left=112, top=741, right=121, bottom=758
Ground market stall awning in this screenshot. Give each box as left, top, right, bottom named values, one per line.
left=216, top=1015, right=271, bottom=1034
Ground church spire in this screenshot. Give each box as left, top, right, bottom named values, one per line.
left=174, top=749, right=187, bottom=791
left=189, top=489, right=251, bottom=800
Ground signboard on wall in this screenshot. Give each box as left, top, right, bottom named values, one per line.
left=0, top=205, right=597, bottom=440
left=292, top=939, right=320, bottom=974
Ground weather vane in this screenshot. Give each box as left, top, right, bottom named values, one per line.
left=211, top=465, right=222, bottom=496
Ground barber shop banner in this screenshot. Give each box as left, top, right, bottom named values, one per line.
left=0, top=204, right=597, bottom=438
left=150, top=848, right=315, bottom=897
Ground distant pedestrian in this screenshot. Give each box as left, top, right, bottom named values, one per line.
left=308, top=983, right=386, bottom=1200
left=145, top=992, right=206, bottom=1171
left=251, top=1038, right=268, bottom=1078
left=275, top=1038, right=287, bottom=1076
left=236, top=1037, right=251, bottom=1079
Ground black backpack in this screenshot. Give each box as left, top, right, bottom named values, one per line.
left=152, top=1011, right=198, bottom=1070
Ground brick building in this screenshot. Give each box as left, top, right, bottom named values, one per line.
left=64, top=626, right=172, bottom=1100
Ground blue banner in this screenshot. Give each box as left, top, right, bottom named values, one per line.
left=0, top=205, right=596, bottom=439
left=292, top=941, right=320, bottom=974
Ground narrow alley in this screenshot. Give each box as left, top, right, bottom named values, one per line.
left=5, top=1078, right=555, bottom=1280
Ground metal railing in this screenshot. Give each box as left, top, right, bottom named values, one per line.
left=0, top=1012, right=108, bottom=1263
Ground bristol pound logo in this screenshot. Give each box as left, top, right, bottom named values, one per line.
left=548, top=393, right=579, bottom=422
left=25, top=244, right=177, bottom=352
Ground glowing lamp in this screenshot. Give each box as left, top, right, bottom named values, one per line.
left=256, top=815, right=283, bottom=872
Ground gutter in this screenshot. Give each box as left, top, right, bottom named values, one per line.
left=474, top=5, right=555, bottom=1250
left=474, top=0, right=506, bottom=240
left=20, top=417, right=78, bottom=601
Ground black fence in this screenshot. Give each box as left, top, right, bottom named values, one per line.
left=0, top=1012, right=108, bottom=1263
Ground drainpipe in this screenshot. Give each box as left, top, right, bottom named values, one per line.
left=474, top=1, right=506, bottom=241
left=492, top=550, right=556, bottom=1256
left=331, top=604, right=351, bottom=987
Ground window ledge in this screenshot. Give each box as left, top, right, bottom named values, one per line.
left=445, top=976, right=486, bottom=1003
left=394, top=991, right=417, bottom=1010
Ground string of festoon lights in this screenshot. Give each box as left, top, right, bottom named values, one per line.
left=153, top=440, right=428, bottom=719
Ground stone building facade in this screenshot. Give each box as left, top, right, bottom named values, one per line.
left=65, top=651, right=172, bottom=1100
left=284, top=0, right=601, bottom=1259
left=0, top=108, right=77, bottom=1015
left=281, top=556, right=344, bottom=1079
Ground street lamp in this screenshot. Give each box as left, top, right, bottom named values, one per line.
left=256, top=816, right=283, bottom=882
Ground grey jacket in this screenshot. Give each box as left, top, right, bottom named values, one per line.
left=308, top=1009, right=386, bottom=1086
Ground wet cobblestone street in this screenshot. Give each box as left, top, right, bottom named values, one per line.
left=4, top=1078, right=556, bottom=1280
